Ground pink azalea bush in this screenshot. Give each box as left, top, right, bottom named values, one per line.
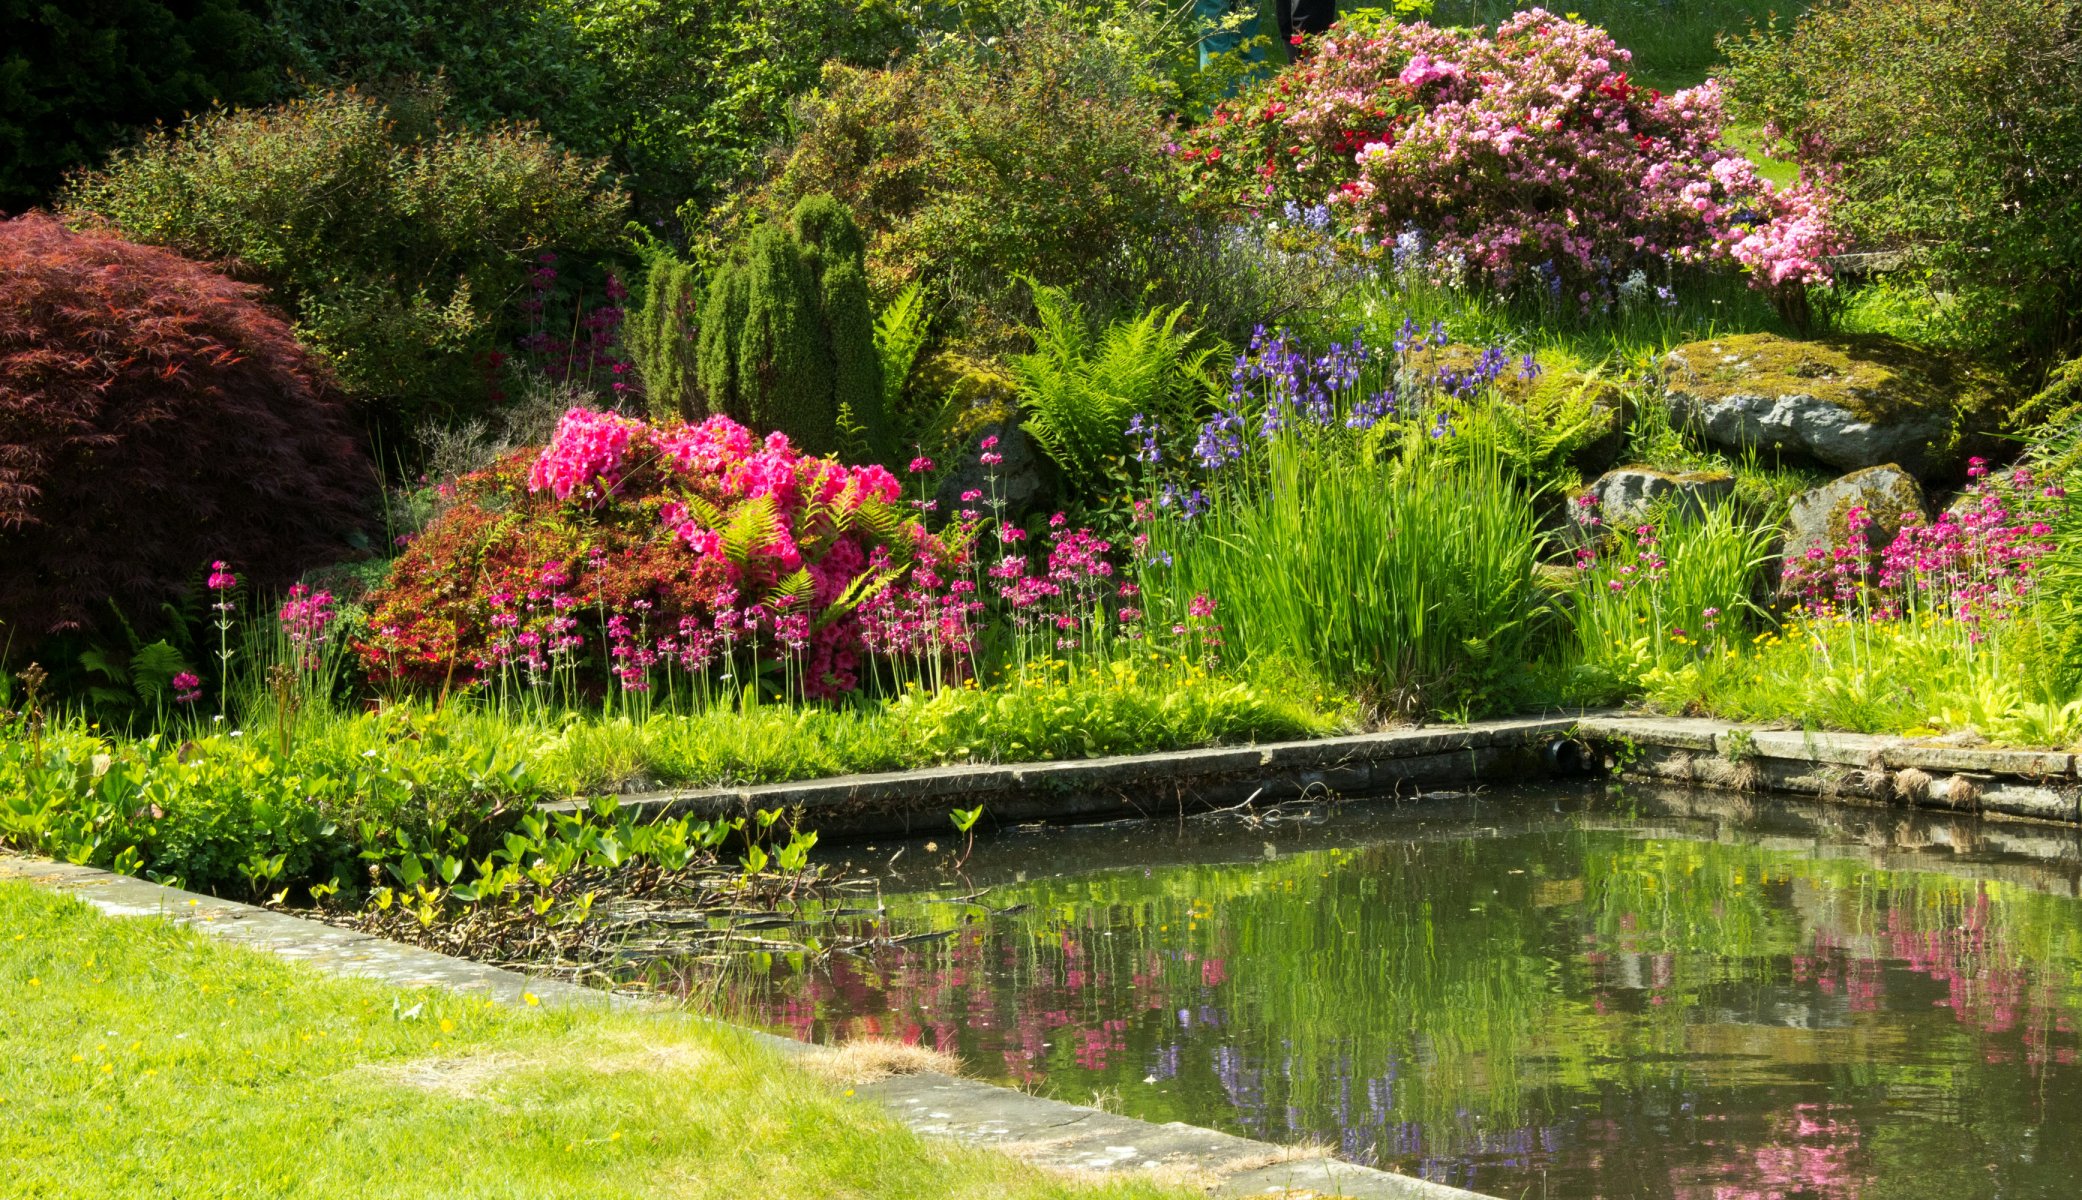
left=1180, top=9, right=1840, bottom=304
left=360, top=409, right=932, bottom=699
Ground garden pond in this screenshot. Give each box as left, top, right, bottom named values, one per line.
left=630, top=784, right=2082, bottom=1198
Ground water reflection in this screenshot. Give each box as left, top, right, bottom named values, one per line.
left=650, top=786, right=2082, bottom=1198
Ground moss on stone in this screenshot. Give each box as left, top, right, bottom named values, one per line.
left=1668, top=332, right=2008, bottom=429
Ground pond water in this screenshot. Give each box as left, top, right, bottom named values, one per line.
left=642, top=784, right=2082, bottom=1198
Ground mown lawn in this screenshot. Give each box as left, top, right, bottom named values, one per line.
left=0, top=880, right=1191, bottom=1200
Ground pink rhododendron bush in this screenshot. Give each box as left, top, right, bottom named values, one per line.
left=358, top=409, right=963, bottom=698
left=1180, top=9, right=1839, bottom=307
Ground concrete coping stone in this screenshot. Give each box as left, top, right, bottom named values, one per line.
left=571, top=716, right=1588, bottom=823
left=0, top=853, right=1485, bottom=1200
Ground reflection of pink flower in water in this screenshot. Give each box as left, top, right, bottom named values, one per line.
left=1702, top=1103, right=1866, bottom=1200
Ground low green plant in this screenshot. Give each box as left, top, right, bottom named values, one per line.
left=1647, top=614, right=2082, bottom=748
left=0, top=644, right=1338, bottom=897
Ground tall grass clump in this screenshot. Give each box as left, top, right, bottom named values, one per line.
left=1156, top=440, right=1542, bottom=717
left=1141, top=323, right=1552, bottom=718
left=1564, top=498, right=1776, bottom=696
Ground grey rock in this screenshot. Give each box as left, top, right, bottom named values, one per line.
left=1583, top=467, right=1736, bottom=529
left=1664, top=333, right=1954, bottom=476
left=1781, top=464, right=1929, bottom=572
left=933, top=421, right=1056, bottom=524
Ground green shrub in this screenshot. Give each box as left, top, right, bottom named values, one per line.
left=62, top=89, right=627, bottom=441
left=628, top=252, right=705, bottom=420
left=0, top=1, right=285, bottom=208
left=695, top=195, right=883, bottom=454
left=270, top=0, right=617, bottom=161
left=1721, top=0, right=2082, bottom=360
left=757, top=14, right=1201, bottom=334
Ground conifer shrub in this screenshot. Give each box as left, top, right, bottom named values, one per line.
left=694, top=195, right=883, bottom=455
left=628, top=254, right=704, bottom=420
left=0, top=214, right=372, bottom=648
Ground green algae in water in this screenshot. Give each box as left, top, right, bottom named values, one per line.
left=656, top=786, right=2082, bottom=1198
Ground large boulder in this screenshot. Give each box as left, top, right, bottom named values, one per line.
left=1664, top=334, right=1994, bottom=478
left=1581, top=467, right=1736, bottom=529
left=1781, top=464, right=1930, bottom=578
left=934, top=421, right=1057, bottom=523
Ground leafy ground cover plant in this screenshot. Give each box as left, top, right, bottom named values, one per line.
left=1182, top=9, right=1839, bottom=316
left=0, top=213, right=372, bottom=655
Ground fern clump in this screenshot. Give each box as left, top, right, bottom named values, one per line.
left=695, top=195, right=884, bottom=456
left=357, top=408, right=949, bottom=700
left=1010, top=282, right=1215, bottom=495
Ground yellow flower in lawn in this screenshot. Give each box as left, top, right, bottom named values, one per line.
left=27, top=978, right=37, bottom=987
left=523, top=992, right=540, bottom=1007
left=440, top=1019, right=456, bottom=1033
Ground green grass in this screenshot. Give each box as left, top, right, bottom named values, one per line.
left=0, top=878, right=1195, bottom=1200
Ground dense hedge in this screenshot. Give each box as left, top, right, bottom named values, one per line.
left=63, top=89, right=628, bottom=438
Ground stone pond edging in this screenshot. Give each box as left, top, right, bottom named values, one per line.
left=0, top=855, right=1478, bottom=1200
left=566, top=713, right=2082, bottom=834
left=1575, top=715, right=2082, bottom=825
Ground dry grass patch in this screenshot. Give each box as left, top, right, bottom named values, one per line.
left=800, top=1037, right=964, bottom=1085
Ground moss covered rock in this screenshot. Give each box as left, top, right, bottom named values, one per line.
left=1782, top=464, right=1930, bottom=575
left=1664, top=333, right=2002, bottom=479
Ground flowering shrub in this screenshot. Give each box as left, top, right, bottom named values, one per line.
left=0, top=213, right=371, bottom=648
left=1180, top=9, right=1838, bottom=305
left=360, top=410, right=933, bottom=699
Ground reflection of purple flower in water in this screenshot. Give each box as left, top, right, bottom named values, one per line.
left=1212, top=1044, right=1265, bottom=1122
left=1146, top=1044, right=1182, bottom=1082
